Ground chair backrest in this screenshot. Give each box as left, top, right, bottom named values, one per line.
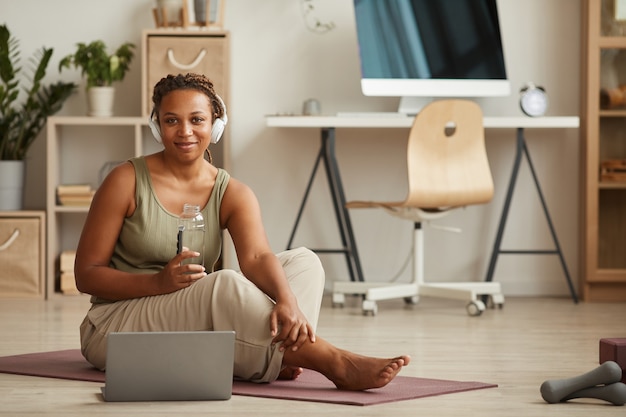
left=404, top=99, right=494, bottom=208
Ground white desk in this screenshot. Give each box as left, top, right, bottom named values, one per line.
left=266, top=114, right=580, bottom=302
left=266, top=115, right=579, bottom=129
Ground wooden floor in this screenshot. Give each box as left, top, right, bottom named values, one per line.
left=0, top=293, right=624, bottom=416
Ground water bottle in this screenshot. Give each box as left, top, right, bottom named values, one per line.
left=177, top=203, right=205, bottom=267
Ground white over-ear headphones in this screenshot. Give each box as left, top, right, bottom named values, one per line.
left=148, top=94, right=228, bottom=144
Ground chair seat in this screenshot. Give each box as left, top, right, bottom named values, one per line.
left=346, top=201, right=453, bottom=221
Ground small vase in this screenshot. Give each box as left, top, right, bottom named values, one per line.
left=194, top=0, right=207, bottom=24
left=0, top=160, right=25, bottom=211
left=87, top=86, right=115, bottom=117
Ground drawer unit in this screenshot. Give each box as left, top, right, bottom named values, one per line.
left=0, top=211, right=45, bottom=298
left=142, top=29, right=230, bottom=117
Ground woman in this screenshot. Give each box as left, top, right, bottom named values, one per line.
left=75, top=73, right=410, bottom=390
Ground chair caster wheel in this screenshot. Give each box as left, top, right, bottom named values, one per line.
left=403, top=296, right=419, bottom=305
left=332, top=293, right=345, bottom=308
left=362, top=300, right=378, bottom=316
left=490, top=293, right=505, bottom=309
left=466, top=300, right=486, bottom=316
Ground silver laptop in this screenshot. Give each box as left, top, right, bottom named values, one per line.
left=101, top=331, right=235, bottom=402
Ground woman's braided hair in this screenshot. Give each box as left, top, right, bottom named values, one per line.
left=152, top=73, right=225, bottom=122
left=151, top=73, right=225, bottom=163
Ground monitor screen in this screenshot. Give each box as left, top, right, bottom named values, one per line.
left=353, top=0, right=510, bottom=113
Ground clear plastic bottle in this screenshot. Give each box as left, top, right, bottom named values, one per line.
left=177, top=203, right=205, bottom=267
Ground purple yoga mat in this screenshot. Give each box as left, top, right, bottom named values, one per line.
left=0, top=349, right=497, bottom=406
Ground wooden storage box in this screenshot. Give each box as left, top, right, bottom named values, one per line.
left=0, top=211, right=45, bottom=298
left=142, top=29, right=230, bottom=116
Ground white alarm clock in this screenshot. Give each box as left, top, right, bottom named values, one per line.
left=520, top=83, right=548, bottom=117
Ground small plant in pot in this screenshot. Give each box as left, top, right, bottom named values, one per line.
left=59, top=40, right=135, bottom=117
left=0, top=24, right=76, bottom=210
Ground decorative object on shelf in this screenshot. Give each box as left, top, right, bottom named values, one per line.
left=301, top=0, right=335, bottom=33
left=600, top=85, right=626, bottom=109
left=194, top=0, right=207, bottom=24
left=0, top=24, right=76, bottom=211
left=600, top=159, right=626, bottom=182
left=98, top=161, right=124, bottom=185
left=155, top=0, right=184, bottom=27
left=599, top=49, right=624, bottom=109
left=519, top=82, right=548, bottom=117
left=59, top=40, right=135, bottom=117
left=152, top=0, right=224, bottom=29
left=302, top=98, right=321, bottom=115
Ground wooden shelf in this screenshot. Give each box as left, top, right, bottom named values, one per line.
left=45, top=117, right=147, bottom=299
left=580, top=0, right=626, bottom=301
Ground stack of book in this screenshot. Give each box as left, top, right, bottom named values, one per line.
left=56, top=184, right=95, bottom=206
left=59, top=250, right=80, bottom=295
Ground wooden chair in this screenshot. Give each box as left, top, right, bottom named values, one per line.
left=332, top=99, right=504, bottom=316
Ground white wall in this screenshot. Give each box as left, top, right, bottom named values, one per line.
left=2, top=0, right=581, bottom=297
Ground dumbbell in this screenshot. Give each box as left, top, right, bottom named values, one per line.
left=540, top=361, right=624, bottom=404
left=561, top=382, right=626, bottom=406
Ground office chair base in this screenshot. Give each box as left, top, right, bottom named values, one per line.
left=332, top=281, right=504, bottom=316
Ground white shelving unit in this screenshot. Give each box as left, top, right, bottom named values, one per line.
left=45, top=117, right=150, bottom=298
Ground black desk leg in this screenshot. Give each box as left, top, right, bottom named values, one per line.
left=485, top=127, right=579, bottom=303
left=286, top=127, right=364, bottom=282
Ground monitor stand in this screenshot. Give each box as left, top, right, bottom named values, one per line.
left=398, top=97, right=433, bottom=115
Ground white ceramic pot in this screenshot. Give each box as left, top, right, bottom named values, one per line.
left=87, top=86, right=115, bottom=117
left=0, top=160, right=25, bottom=211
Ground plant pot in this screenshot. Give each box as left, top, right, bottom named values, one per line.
left=0, top=160, right=25, bottom=211
left=87, top=86, right=115, bottom=117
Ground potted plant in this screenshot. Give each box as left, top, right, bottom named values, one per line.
left=0, top=24, right=76, bottom=210
left=59, top=40, right=135, bottom=117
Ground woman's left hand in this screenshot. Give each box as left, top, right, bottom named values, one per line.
left=270, top=300, right=316, bottom=352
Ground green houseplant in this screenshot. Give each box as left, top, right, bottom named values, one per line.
left=59, top=40, right=135, bottom=116
left=0, top=24, right=76, bottom=210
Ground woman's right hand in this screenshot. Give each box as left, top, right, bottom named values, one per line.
left=156, top=250, right=207, bottom=293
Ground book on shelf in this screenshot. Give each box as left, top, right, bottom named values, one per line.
left=58, top=194, right=95, bottom=206
left=57, top=184, right=95, bottom=206
left=56, top=183, right=92, bottom=195
left=60, top=250, right=76, bottom=272
left=60, top=271, right=80, bottom=295
left=59, top=250, right=80, bottom=295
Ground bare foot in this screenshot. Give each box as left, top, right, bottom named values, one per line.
left=282, top=337, right=410, bottom=391
left=278, top=366, right=303, bottom=380
left=331, top=352, right=411, bottom=391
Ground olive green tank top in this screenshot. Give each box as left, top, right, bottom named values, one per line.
left=91, top=156, right=229, bottom=304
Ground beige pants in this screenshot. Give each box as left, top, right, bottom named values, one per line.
left=80, top=247, right=324, bottom=383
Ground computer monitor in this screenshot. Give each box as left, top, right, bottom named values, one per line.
left=353, top=0, right=510, bottom=114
